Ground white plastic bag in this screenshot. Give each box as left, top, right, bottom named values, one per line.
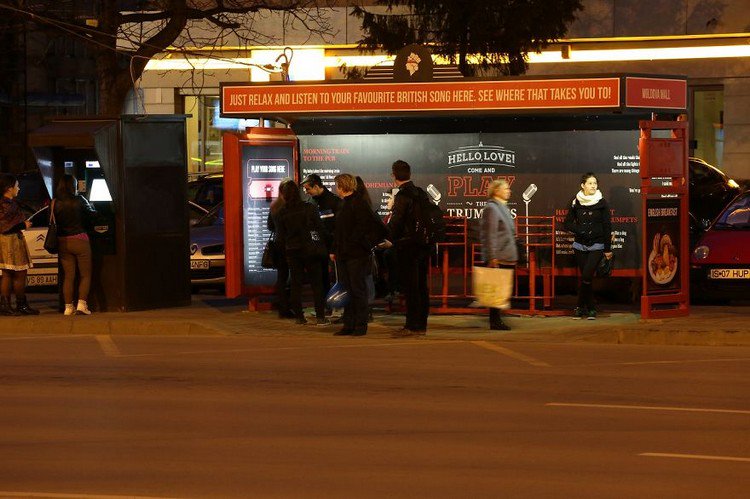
left=472, top=266, right=514, bottom=309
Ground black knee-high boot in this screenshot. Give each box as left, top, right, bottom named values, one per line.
left=15, top=296, right=39, bottom=315
left=489, top=308, right=510, bottom=330
left=0, top=296, right=20, bottom=316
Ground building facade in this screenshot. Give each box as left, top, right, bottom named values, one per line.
left=3, top=1, right=749, bottom=181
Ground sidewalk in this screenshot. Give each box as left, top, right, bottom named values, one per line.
left=2, top=293, right=749, bottom=346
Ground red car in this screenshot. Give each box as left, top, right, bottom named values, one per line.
left=691, top=191, right=750, bottom=301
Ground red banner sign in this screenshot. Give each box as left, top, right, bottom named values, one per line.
left=222, top=78, right=621, bottom=115
left=626, top=77, right=687, bottom=110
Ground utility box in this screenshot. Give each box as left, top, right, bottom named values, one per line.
left=28, top=115, right=191, bottom=312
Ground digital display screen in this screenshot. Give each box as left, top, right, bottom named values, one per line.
left=85, top=160, right=101, bottom=169
left=89, top=178, right=112, bottom=202
left=241, top=145, right=294, bottom=287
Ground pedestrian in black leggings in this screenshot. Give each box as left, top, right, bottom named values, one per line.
left=564, top=172, right=613, bottom=319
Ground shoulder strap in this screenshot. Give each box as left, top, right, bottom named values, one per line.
left=49, top=199, right=56, bottom=224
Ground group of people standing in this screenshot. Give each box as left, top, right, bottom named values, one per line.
left=267, top=160, right=431, bottom=337
left=267, top=163, right=613, bottom=334
left=0, top=173, right=97, bottom=316
left=2, top=165, right=613, bottom=325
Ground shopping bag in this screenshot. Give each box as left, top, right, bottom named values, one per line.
left=472, top=266, right=514, bottom=309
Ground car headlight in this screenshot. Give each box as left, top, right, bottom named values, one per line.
left=693, top=245, right=709, bottom=260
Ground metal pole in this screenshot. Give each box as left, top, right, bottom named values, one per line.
left=524, top=200, right=530, bottom=265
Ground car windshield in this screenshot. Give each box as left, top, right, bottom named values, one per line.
left=715, top=193, right=750, bottom=229
left=194, top=203, right=224, bottom=227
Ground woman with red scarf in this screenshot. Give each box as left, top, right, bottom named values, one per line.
left=0, top=174, right=38, bottom=315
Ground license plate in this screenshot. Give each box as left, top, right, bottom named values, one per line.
left=709, top=268, right=750, bottom=279
left=27, top=274, right=58, bottom=286
left=191, top=259, right=210, bottom=270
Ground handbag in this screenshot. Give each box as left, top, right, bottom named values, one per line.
left=472, top=266, right=514, bottom=309
left=43, top=200, right=59, bottom=254
left=261, top=235, right=276, bottom=269
left=596, top=253, right=614, bottom=277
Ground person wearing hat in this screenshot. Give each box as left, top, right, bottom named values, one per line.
left=302, top=173, right=342, bottom=310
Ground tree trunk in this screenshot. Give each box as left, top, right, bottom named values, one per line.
left=96, top=0, right=189, bottom=116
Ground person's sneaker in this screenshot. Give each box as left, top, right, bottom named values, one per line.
left=295, top=317, right=308, bottom=325
left=587, top=309, right=597, bottom=320
left=490, top=322, right=511, bottom=331
left=316, top=318, right=332, bottom=326
left=572, top=307, right=586, bottom=319
left=333, top=329, right=353, bottom=336
left=75, top=300, right=91, bottom=315
left=64, top=303, right=76, bottom=316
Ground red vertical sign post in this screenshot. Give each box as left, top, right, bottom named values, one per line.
left=639, top=120, right=690, bottom=319
left=223, top=127, right=299, bottom=309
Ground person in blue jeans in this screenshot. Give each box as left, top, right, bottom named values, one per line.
left=564, top=172, right=613, bottom=320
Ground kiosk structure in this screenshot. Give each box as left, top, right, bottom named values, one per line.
left=220, top=73, right=690, bottom=318
left=28, top=115, right=192, bottom=312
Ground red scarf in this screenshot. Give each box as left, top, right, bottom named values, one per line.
left=0, top=197, right=26, bottom=234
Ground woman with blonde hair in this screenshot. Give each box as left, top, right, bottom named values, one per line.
left=479, top=179, right=517, bottom=330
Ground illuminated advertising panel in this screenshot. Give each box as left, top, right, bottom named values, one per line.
left=241, top=145, right=293, bottom=286
left=300, top=130, right=642, bottom=270
left=645, top=198, right=681, bottom=293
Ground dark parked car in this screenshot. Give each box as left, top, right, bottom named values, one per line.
left=689, top=157, right=741, bottom=231
left=16, top=170, right=50, bottom=211
left=691, top=190, right=750, bottom=301
left=189, top=202, right=225, bottom=286
left=188, top=172, right=224, bottom=209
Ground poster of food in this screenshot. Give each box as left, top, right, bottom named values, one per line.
left=299, top=130, right=643, bottom=270
left=645, top=198, right=681, bottom=293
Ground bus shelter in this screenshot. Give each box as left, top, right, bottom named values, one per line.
left=220, top=73, right=690, bottom=318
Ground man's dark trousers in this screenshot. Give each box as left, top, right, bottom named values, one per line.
left=397, top=248, right=429, bottom=331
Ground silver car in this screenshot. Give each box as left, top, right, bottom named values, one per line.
left=190, top=202, right=225, bottom=286
left=3, top=202, right=209, bottom=288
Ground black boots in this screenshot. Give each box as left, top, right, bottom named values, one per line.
left=0, top=296, right=19, bottom=316
left=489, top=308, right=511, bottom=331
left=15, top=296, right=39, bottom=315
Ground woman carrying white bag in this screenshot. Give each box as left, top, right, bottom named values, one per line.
left=476, top=179, right=518, bottom=331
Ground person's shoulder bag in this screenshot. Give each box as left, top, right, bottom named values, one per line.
left=44, top=200, right=59, bottom=254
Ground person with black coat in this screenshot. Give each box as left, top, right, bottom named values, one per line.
left=53, top=174, right=98, bottom=315
left=564, top=172, right=613, bottom=319
left=302, top=173, right=341, bottom=298
left=267, top=179, right=294, bottom=319
left=276, top=180, right=328, bottom=326
left=330, top=174, right=386, bottom=336
left=383, top=160, right=430, bottom=337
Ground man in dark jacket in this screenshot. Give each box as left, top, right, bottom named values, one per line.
left=383, top=160, right=430, bottom=337
left=302, top=174, right=341, bottom=299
